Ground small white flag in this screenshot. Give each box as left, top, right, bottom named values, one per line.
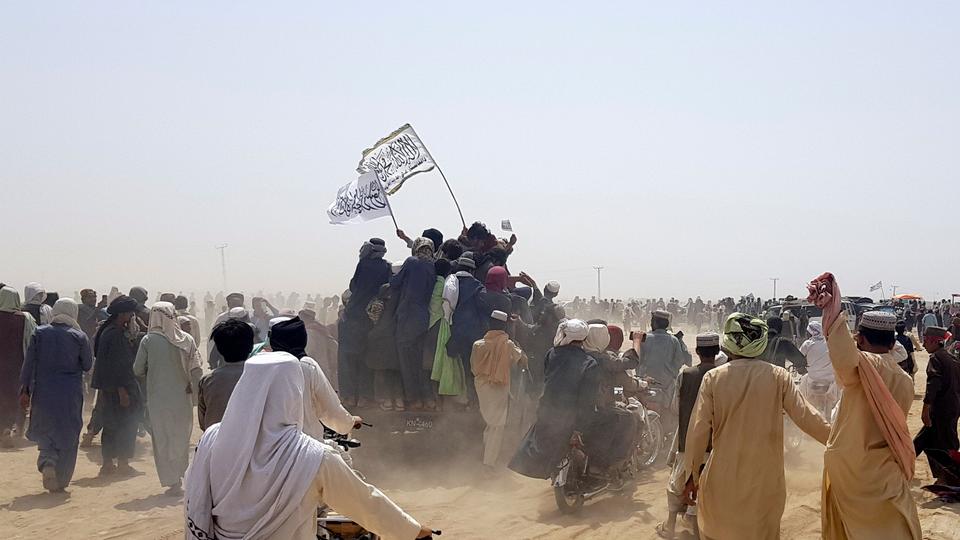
left=501, top=219, right=513, bottom=232
left=327, top=172, right=392, bottom=225
left=869, top=281, right=882, bottom=292
left=357, top=124, right=436, bottom=194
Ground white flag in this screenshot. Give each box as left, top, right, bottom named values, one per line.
left=356, top=124, right=436, bottom=194
left=327, top=172, right=392, bottom=225
left=869, top=281, right=882, bottom=292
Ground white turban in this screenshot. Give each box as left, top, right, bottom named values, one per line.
left=24, top=282, right=46, bottom=305
left=554, top=318, right=589, bottom=347
left=584, top=323, right=611, bottom=353
left=50, top=298, right=80, bottom=331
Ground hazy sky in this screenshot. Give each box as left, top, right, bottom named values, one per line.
left=3, top=2, right=958, bottom=302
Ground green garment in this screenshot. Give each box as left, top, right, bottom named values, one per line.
left=430, top=319, right=466, bottom=396
left=428, top=277, right=445, bottom=328
left=722, top=312, right=768, bottom=358
left=133, top=334, right=197, bottom=487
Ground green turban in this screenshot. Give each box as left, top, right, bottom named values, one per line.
left=722, top=312, right=768, bottom=358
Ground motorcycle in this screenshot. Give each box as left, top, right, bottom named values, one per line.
left=551, top=395, right=659, bottom=514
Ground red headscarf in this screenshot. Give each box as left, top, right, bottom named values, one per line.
left=484, top=266, right=508, bottom=292
left=607, top=325, right=624, bottom=352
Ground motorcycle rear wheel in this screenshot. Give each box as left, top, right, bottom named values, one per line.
left=554, top=485, right=584, bottom=514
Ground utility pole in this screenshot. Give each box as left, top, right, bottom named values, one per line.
left=593, top=266, right=604, bottom=299
left=770, top=277, right=779, bottom=301
left=216, top=243, right=228, bottom=292
left=891, top=284, right=899, bottom=298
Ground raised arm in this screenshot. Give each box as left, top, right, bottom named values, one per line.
left=825, top=314, right=864, bottom=387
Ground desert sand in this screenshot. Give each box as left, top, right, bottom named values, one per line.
left=1, top=346, right=957, bottom=539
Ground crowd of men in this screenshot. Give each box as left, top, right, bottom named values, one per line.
left=1, top=229, right=959, bottom=539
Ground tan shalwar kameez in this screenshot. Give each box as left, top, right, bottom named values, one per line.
left=684, top=359, right=831, bottom=540
left=821, top=316, right=921, bottom=540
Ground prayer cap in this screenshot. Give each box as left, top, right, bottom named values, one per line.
left=107, top=295, right=139, bottom=315
left=226, top=292, right=244, bottom=302
left=859, top=311, right=897, bottom=332
left=456, top=256, right=477, bottom=270
left=924, top=326, right=949, bottom=340
left=696, top=332, right=720, bottom=347
left=269, top=316, right=292, bottom=327
left=545, top=281, right=561, bottom=294
left=491, top=310, right=509, bottom=322
left=228, top=307, right=250, bottom=321
left=652, top=309, right=672, bottom=321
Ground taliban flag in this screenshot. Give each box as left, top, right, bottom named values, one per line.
left=327, top=172, right=392, bottom=225
left=869, top=281, right=883, bottom=292
left=356, top=124, right=436, bottom=194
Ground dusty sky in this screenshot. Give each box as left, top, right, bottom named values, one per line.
left=3, top=2, right=958, bottom=302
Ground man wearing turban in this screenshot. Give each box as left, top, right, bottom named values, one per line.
left=682, top=313, right=831, bottom=540
left=90, top=295, right=144, bottom=476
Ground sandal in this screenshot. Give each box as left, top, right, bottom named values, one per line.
left=378, top=401, right=394, bottom=412
left=655, top=522, right=674, bottom=539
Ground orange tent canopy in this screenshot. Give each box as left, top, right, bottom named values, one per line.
left=893, top=293, right=923, bottom=300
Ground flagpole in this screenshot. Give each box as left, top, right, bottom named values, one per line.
left=434, top=162, right=467, bottom=229
left=379, top=179, right=400, bottom=231
left=409, top=125, right=466, bottom=229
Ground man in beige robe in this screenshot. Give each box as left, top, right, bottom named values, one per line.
left=684, top=313, right=831, bottom=540
left=821, top=311, right=921, bottom=539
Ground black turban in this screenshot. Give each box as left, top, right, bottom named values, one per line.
left=270, top=317, right=308, bottom=359
left=107, top=295, right=139, bottom=315
left=421, top=228, right=443, bottom=252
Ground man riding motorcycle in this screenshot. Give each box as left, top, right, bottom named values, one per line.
left=582, top=323, right=641, bottom=485
left=508, top=319, right=637, bottom=481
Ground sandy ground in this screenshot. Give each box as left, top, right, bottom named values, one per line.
left=1, top=345, right=958, bottom=539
